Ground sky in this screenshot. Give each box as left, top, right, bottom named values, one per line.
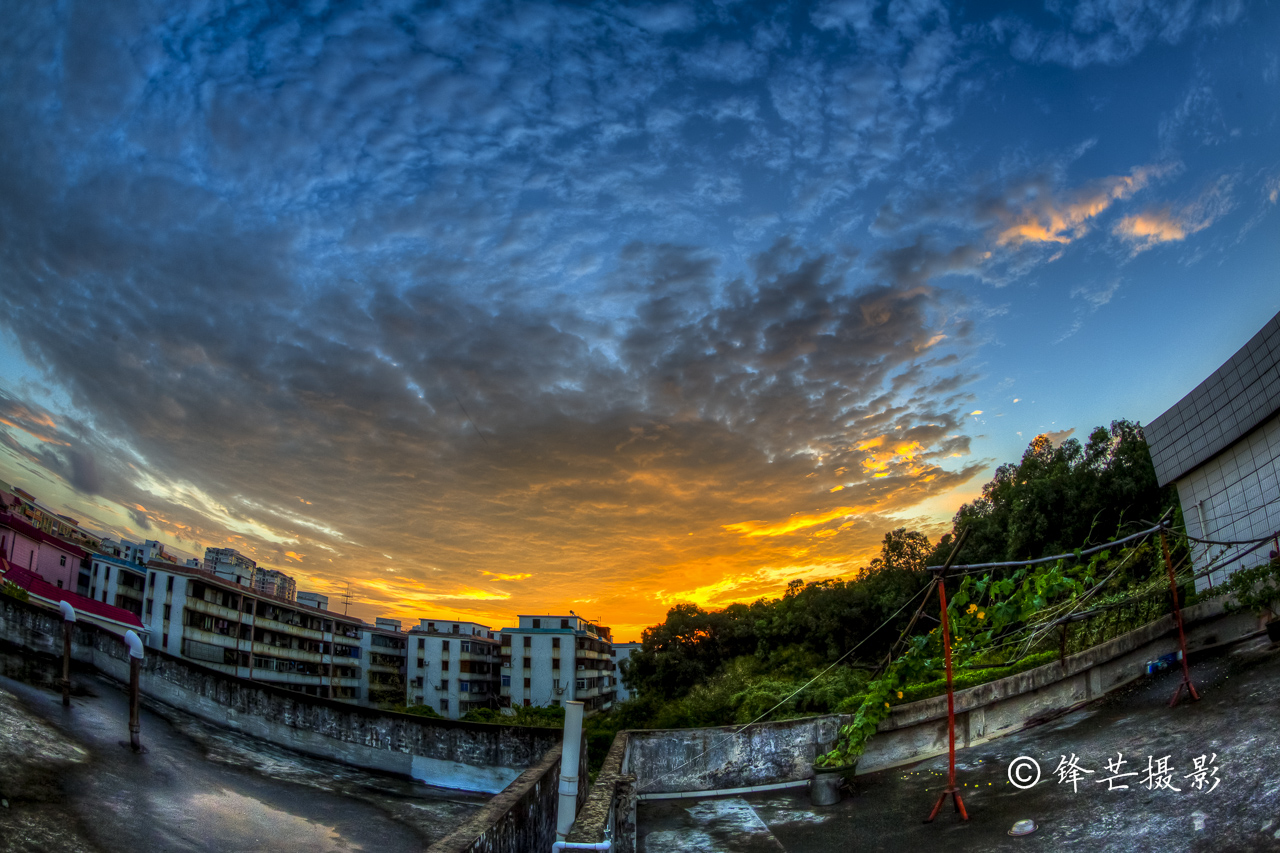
left=0, top=0, right=1277, bottom=641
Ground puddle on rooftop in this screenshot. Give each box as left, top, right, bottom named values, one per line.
left=150, top=787, right=361, bottom=853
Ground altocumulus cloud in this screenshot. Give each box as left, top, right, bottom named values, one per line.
left=0, top=0, right=1259, bottom=635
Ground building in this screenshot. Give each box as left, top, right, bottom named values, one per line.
left=140, top=562, right=366, bottom=702
left=0, top=484, right=102, bottom=551
left=297, top=591, right=329, bottom=610
left=203, top=547, right=257, bottom=586
left=253, top=567, right=297, bottom=601
left=0, top=503, right=86, bottom=591
left=1146, top=311, right=1280, bottom=589
left=361, top=618, right=408, bottom=707
left=405, top=618, right=501, bottom=719
left=499, top=614, right=615, bottom=715
left=610, top=641, right=642, bottom=703
left=80, top=553, right=148, bottom=619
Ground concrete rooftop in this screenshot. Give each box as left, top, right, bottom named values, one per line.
left=638, top=636, right=1280, bottom=852
left=0, top=668, right=489, bottom=852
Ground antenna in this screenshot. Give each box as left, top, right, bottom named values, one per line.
left=341, top=581, right=353, bottom=615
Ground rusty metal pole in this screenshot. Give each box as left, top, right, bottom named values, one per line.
left=1161, top=531, right=1199, bottom=707
left=123, top=629, right=145, bottom=752
left=925, top=527, right=970, bottom=824
left=59, top=601, right=77, bottom=707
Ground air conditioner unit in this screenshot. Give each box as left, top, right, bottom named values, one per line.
left=554, top=686, right=565, bottom=695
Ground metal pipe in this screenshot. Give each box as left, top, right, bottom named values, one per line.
left=60, top=601, right=76, bottom=707
left=124, top=629, right=144, bottom=752
left=551, top=842, right=611, bottom=851
left=556, top=701, right=585, bottom=844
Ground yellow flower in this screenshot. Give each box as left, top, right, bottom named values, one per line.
left=967, top=603, right=977, bottom=614
left=977, top=611, right=986, bottom=620
left=884, top=702, right=891, bottom=709
left=897, top=691, right=904, bottom=699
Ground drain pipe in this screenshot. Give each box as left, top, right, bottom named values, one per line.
left=551, top=842, right=610, bottom=851
left=556, top=701, right=585, bottom=843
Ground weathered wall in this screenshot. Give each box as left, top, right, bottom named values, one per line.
left=567, top=730, right=637, bottom=853
left=0, top=593, right=558, bottom=793
left=428, top=730, right=590, bottom=853
left=626, top=714, right=844, bottom=796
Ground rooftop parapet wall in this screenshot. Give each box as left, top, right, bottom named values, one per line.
left=0, top=591, right=559, bottom=794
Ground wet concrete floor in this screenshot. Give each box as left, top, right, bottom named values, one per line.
left=639, top=637, right=1280, bottom=852
left=0, top=670, right=487, bottom=852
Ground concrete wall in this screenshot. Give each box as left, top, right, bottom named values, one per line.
left=0, top=592, right=559, bottom=793
left=626, top=714, right=844, bottom=796
left=567, top=730, right=637, bottom=853
left=428, top=733, right=590, bottom=853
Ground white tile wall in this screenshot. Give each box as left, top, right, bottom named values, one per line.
left=1177, top=412, right=1280, bottom=590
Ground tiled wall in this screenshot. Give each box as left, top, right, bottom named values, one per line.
left=1177, top=411, right=1280, bottom=590
left=1147, top=312, right=1280, bottom=487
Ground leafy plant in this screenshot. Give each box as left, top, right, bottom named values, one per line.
left=1, top=580, right=28, bottom=601
left=1219, top=558, right=1280, bottom=621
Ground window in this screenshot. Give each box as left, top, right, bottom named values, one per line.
left=523, top=677, right=531, bottom=688
left=145, top=600, right=153, bottom=617
left=452, top=624, right=459, bottom=633
left=442, top=640, right=450, bottom=651
left=441, top=660, right=449, bottom=671
left=532, top=618, right=540, bottom=628
left=104, top=567, right=111, bottom=582
left=461, top=642, right=470, bottom=652
left=440, top=699, right=449, bottom=712
left=57, top=580, right=63, bottom=588
left=163, top=605, right=171, bottom=621
left=60, top=555, right=67, bottom=566
left=561, top=619, right=569, bottom=629
left=417, top=638, right=425, bottom=650
left=501, top=675, right=511, bottom=686
left=439, top=680, right=448, bottom=691
left=460, top=681, right=470, bottom=693
left=167, top=576, right=174, bottom=592
left=149, top=574, right=156, bottom=587
left=552, top=637, right=560, bottom=649
left=523, top=699, right=531, bottom=707
left=523, top=636, right=531, bottom=648
left=523, top=657, right=531, bottom=668
left=553, top=678, right=560, bottom=689
left=427, top=622, right=435, bottom=632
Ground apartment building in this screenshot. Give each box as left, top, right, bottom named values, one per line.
left=203, top=547, right=257, bottom=585
left=499, top=615, right=615, bottom=715
left=141, top=562, right=366, bottom=702
left=405, top=618, right=501, bottom=719
left=361, top=618, right=408, bottom=707
left=0, top=484, right=102, bottom=551
left=80, top=553, right=148, bottom=619
left=253, top=567, right=297, bottom=601
left=611, top=641, right=641, bottom=703
left=0, top=507, right=86, bottom=590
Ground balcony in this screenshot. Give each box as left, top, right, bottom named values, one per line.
left=250, top=642, right=324, bottom=664
left=254, top=614, right=324, bottom=641
left=186, top=597, right=245, bottom=623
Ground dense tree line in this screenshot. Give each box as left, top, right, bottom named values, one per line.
left=621, top=420, right=1177, bottom=710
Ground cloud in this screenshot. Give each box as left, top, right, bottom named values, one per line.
left=993, top=165, right=1173, bottom=248
left=1112, top=175, right=1235, bottom=253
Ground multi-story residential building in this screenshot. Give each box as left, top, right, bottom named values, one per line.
left=0, top=503, right=86, bottom=590
left=0, top=484, right=102, bottom=551
left=361, top=618, right=408, bottom=707
left=203, top=546, right=257, bottom=586
left=610, top=641, right=641, bottom=703
left=80, top=553, right=148, bottom=619
left=405, top=618, right=501, bottom=719
left=253, top=567, right=297, bottom=601
left=499, top=615, right=615, bottom=715
left=141, top=562, right=365, bottom=702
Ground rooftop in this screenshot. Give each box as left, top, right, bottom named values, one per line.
left=638, top=636, right=1280, bottom=852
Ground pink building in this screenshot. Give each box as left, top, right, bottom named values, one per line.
left=0, top=510, right=85, bottom=591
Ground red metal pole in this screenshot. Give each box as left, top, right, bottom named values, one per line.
left=1162, top=531, right=1199, bottom=707
left=925, top=573, right=967, bottom=822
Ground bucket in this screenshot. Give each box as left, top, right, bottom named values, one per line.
left=810, top=762, right=855, bottom=806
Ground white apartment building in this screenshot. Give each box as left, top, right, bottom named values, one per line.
left=80, top=553, right=148, bottom=620
left=297, top=591, right=329, bottom=610
left=405, top=618, right=501, bottom=719
left=499, top=615, right=615, bottom=715
left=610, top=641, right=642, bottom=703
left=361, top=618, right=408, bottom=707
left=141, top=561, right=366, bottom=702
left=203, top=546, right=257, bottom=586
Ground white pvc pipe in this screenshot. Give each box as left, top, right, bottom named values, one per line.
left=123, top=630, right=145, bottom=659
left=556, top=701, right=585, bottom=843
left=551, top=842, right=610, bottom=851
left=59, top=600, right=77, bottom=622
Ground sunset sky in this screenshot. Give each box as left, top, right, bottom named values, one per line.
left=1, top=0, right=1277, bottom=640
